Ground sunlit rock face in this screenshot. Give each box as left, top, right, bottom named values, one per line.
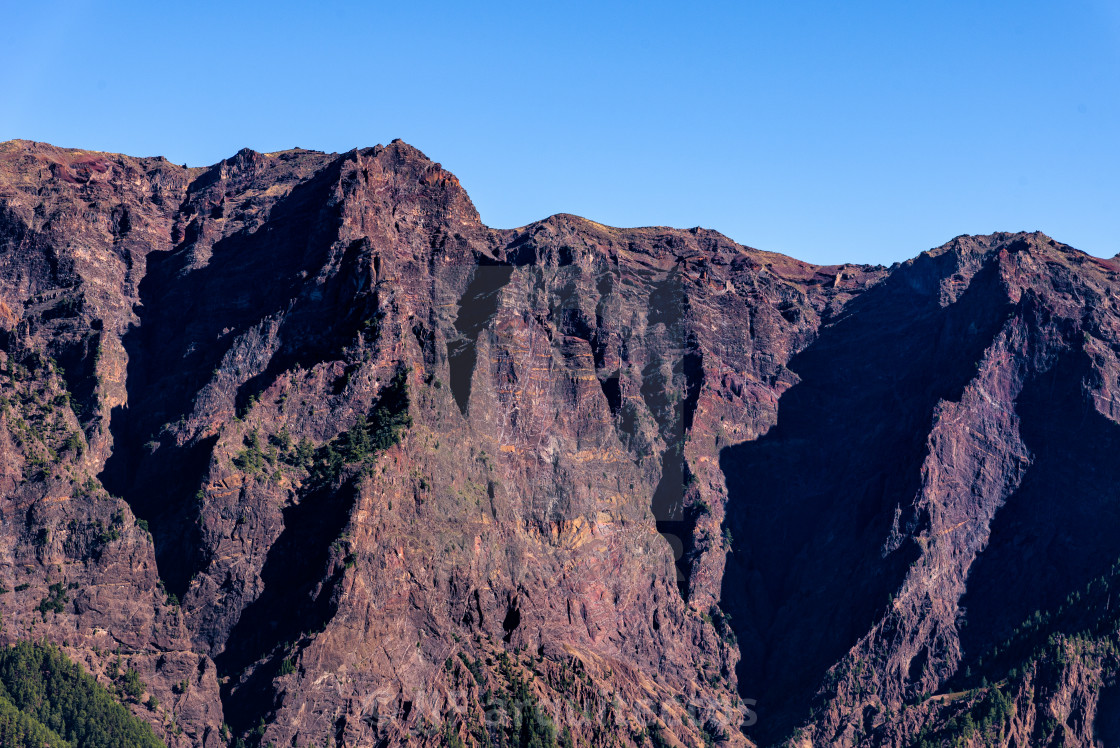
left=3, top=138, right=1120, bottom=747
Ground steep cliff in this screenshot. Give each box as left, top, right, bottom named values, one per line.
left=1, top=138, right=1119, bottom=747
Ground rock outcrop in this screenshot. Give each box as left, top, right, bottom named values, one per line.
left=2, top=138, right=1120, bottom=747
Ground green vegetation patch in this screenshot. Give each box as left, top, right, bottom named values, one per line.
left=915, top=688, right=1014, bottom=748
left=233, top=366, right=412, bottom=485
left=0, top=691, right=71, bottom=748
left=0, top=641, right=165, bottom=748
left=36, top=582, right=68, bottom=618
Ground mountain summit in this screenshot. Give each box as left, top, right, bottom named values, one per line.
left=2, top=139, right=1119, bottom=747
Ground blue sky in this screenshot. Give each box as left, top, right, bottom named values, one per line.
left=2, top=1, right=1117, bottom=265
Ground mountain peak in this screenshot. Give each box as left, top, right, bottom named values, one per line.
left=0, top=141, right=1116, bottom=748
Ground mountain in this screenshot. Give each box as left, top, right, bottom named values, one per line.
left=1, top=138, right=1119, bottom=747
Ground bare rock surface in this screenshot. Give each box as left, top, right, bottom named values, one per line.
left=2, top=138, right=1120, bottom=747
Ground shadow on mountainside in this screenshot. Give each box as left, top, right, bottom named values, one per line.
left=958, top=347, right=1120, bottom=662
left=719, top=254, right=1011, bottom=742
left=215, top=477, right=358, bottom=737
left=99, top=155, right=350, bottom=599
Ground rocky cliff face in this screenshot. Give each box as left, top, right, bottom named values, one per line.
left=1, top=138, right=1119, bottom=747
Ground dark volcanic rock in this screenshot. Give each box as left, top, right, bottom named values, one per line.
left=2, top=138, right=1120, bottom=747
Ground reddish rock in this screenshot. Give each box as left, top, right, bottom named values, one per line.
left=2, top=138, right=1120, bottom=747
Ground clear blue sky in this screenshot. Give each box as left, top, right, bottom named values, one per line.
left=2, top=1, right=1117, bottom=265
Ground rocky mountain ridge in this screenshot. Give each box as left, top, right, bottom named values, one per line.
left=1, top=138, right=1119, bottom=747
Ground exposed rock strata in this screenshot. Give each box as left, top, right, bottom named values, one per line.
left=2, top=138, right=1120, bottom=747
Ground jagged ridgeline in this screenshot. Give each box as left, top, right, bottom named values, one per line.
left=3, top=138, right=1120, bottom=747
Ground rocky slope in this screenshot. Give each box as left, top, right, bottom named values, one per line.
left=1, top=138, right=1119, bottom=747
